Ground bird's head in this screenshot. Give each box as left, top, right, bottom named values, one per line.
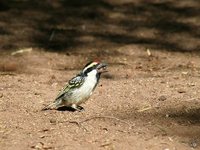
left=82, top=61, right=107, bottom=76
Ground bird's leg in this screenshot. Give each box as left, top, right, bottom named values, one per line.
left=77, top=105, right=84, bottom=111
left=71, top=104, right=84, bottom=112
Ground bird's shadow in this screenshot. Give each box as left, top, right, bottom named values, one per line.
left=57, top=106, right=76, bottom=112
left=57, top=105, right=85, bottom=112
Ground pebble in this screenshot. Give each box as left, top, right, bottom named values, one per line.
left=31, top=142, right=44, bottom=149
left=177, top=89, right=186, bottom=93
left=158, top=95, right=167, bottom=101
left=49, top=119, right=56, bottom=124
left=190, top=140, right=198, bottom=148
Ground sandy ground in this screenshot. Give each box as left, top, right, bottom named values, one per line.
left=0, top=0, right=200, bottom=150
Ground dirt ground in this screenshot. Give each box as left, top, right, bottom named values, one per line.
left=0, top=0, right=200, bottom=150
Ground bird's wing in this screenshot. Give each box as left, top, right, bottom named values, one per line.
left=54, top=75, right=85, bottom=101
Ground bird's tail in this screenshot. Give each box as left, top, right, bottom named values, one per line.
left=41, top=102, right=57, bottom=111
left=42, top=99, right=63, bottom=111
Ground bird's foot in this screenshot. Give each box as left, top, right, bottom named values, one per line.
left=77, top=105, right=84, bottom=111
left=71, top=104, right=84, bottom=112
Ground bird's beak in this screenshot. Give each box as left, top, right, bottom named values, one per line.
left=97, top=62, right=108, bottom=73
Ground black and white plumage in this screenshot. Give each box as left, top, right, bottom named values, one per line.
left=42, top=61, right=107, bottom=111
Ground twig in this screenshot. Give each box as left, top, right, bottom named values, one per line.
left=185, top=97, right=200, bottom=102
left=49, top=30, right=55, bottom=41
left=64, top=120, right=89, bottom=132
left=0, top=72, right=16, bottom=76
left=137, top=105, right=153, bottom=112
left=100, top=143, right=112, bottom=147
left=146, top=48, right=152, bottom=56
left=79, top=116, right=130, bottom=126
left=11, top=48, right=32, bottom=55
left=60, top=115, right=134, bottom=133
left=62, top=115, right=132, bottom=131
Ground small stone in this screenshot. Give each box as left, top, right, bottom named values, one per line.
left=160, top=81, right=165, bottom=84
left=178, top=89, right=186, bottom=93
left=190, top=140, right=198, bottom=148
left=49, top=119, right=56, bottom=124
left=34, top=92, right=40, bottom=95
left=182, top=71, right=188, bottom=75
left=158, top=95, right=167, bottom=101
left=188, top=83, right=195, bottom=87
left=32, top=142, right=44, bottom=149
left=42, top=129, right=49, bottom=132
left=166, top=114, right=169, bottom=118
left=102, top=127, right=108, bottom=131
left=0, top=93, right=3, bottom=98
left=40, top=135, right=45, bottom=138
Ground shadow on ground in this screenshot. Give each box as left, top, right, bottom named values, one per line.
left=0, top=0, right=199, bottom=52
left=168, top=107, right=200, bottom=124
left=105, top=103, right=200, bottom=139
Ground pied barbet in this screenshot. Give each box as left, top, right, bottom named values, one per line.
left=42, top=61, right=107, bottom=111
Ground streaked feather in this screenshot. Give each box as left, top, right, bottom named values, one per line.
left=42, top=75, right=85, bottom=110
left=55, top=75, right=85, bottom=100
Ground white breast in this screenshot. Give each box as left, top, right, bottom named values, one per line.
left=72, top=70, right=98, bottom=104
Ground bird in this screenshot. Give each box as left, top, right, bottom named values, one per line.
left=42, top=61, right=107, bottom=111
